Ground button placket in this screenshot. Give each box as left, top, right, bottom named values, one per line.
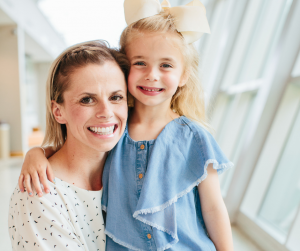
left=136, top=142, right=147, bottom=196
left=136, top=141, right=157, bottom=250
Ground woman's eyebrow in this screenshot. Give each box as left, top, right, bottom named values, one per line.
left=79, top=92, right=97, bottom=96
left=111, top=90, right=125, bottom=95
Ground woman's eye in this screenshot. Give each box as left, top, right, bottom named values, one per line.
left=161, top=63, right=172, bottom=68
left=80, top=97, right=94, bottom=104
left=110, top=95, right=123, bottom=101
left=134, top=61, right=146, bottom=66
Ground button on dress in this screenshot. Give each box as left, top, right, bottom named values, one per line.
left=9, top=178, right=106, bottom=250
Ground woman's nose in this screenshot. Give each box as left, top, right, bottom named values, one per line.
left=145, top=67, right=160, bottom=82
left=95, top=101, right=113, bottom=119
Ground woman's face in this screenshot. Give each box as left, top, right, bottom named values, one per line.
left=53, top=62, right=127, bottom=153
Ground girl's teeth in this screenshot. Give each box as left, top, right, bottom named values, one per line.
left=89, top=126, right=115, bottom=135
left=142, top=87, right=160, bottom=92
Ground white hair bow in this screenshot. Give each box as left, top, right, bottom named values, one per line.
left=124, top=0, right=211, bottom=44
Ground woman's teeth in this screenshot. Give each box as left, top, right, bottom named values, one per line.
left=141, top=87, right=162, bottom=92
left=89, top=125, right=115, bottom=135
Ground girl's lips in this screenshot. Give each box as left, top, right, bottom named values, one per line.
left=137, top=86, right=164, bottom=96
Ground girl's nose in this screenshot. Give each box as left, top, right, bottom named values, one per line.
left=145, top=68, right=160, bottom=82
left=95, top=101, right=113, bottom=119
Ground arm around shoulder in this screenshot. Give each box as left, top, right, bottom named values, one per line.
left=19, top=146, right=55, bottom=198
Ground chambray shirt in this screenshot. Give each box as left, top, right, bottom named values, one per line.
left=102, top=116, right=233, bottom=251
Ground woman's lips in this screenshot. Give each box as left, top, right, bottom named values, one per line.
left=88, top=124, right=118, bottom=138
left=137, top=86, right=164, bottom=96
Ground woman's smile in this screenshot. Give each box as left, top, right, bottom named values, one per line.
left=88, top=123, right=119, bottom=138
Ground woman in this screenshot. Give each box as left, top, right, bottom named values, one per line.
left=8, top=40, right=129, bottom=250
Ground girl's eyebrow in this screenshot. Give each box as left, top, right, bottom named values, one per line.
left=131, top=55, right=145, bottom=60
left=131, top=56, right=176, bottom=63
left=161, top=57, right=176, bottom=63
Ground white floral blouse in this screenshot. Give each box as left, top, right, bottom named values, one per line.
left=8, top=178, right=105, bottom=251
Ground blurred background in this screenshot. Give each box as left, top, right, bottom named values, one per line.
left=0, top=0, right=299, bottom=250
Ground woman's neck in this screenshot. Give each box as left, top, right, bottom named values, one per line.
left=49, top=137, right=107, bottom=191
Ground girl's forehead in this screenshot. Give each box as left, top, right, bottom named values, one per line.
left=126, top=32, right=184, bottom=59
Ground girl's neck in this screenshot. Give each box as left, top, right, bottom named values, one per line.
left=128, top=101, right=179, bottom=141
left=130, top=100, right=178, bottom=125
left=49, top=136, right=107, bottom=191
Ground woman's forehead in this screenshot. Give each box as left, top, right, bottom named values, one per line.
left=67, top=62, right=127, bottom=93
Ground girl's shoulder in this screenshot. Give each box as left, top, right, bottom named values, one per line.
left=158, top=116, right=233, bottom=175
left=163, top=116, right=215, bottom=146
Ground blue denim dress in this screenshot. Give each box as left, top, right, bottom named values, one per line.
left=102, top=116, right=233, bottom=251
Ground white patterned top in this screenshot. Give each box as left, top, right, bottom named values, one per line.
left=8, top=178, right=106, bottom=251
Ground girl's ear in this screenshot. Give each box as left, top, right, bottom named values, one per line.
left=179, top=69, right=190, bottom=87
left=52, top=101, right=67, bottom=124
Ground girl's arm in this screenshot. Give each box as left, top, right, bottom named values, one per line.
left=19, top=147, right=55, bottom=197
left=198, top=164, right=234, bottom=251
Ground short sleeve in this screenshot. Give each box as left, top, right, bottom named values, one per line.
left=187, top=119, right=233, bottom=176
left=8, top=185, right=84, bottom=250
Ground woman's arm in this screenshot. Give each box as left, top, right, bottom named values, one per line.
left=19, top=146, right=55, bottom=197
left=198, top=164, right=234, bottom=251
left=9, top=184, right=84, bottom=250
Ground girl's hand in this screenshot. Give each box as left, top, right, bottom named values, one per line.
left=18, top=147, right=55, bottom=197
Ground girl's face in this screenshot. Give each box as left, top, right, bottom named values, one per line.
left=126, top=32, right=187, bottom=109
left=53, top=62, right=127, bottom=153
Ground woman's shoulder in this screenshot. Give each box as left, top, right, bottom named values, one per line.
left=9, top=179, right=72, bottom=213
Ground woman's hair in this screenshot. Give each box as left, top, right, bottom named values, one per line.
left=42, top=40, right=130, bottom=151
left=120, top=11, right=210, bottom=130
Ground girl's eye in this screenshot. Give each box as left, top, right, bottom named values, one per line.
left=161, top=63, right=172, bottom=68
left=110, top=95, right=123, bottom=101
left=134, top=61, right=146, bottom=66
left=80, top=97, right=94, bottom=104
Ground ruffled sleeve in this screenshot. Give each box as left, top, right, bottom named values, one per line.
left=133, top=116, right=233, bottom=250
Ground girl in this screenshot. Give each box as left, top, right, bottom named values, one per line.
left=19, top=0, right=234, bottom=250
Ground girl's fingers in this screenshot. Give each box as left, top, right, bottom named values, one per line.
left=18, top=174, right=25, bottom=192
left=25, top=174, right=33, bottom=197
left=46, top=162, right=55, bottom=184
left=32, top=172, right=43, bottom=197
left=39, top=171, right=50, bottom=194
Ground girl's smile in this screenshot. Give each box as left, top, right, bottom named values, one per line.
left=126, top=32, right=187, bottom=108
left=137, top=86, right=165, bottom=96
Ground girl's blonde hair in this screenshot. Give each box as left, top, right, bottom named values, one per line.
left=42, top=40, right=129, bottom=151
left=120, top=11, right=210, bottom=130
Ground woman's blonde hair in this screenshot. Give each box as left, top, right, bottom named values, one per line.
left=42, top=40, right=130, bottom=151
left=120, top=12, right=210, bottom=130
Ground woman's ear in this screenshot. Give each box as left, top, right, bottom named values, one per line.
left=52, top=101, right=67, bottom=124
left=179, top=69, right=190, bottom=87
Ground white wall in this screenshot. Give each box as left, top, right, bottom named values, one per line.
left=0, top=25, right=26, bottom=153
